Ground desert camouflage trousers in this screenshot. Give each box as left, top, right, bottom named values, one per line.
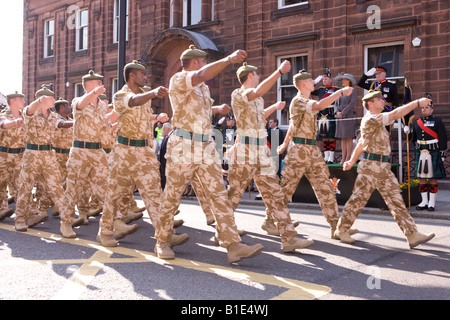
left=62, top=147, right=108, bottom=224
left=14, top=150, right=67, bottom=224
left=99, top=143, right=162, bottom=236
left=337, top=159, right=418, bottom=235
left=36, top=152, right=69, bottom=212
left=227, top=144, right=298, bottom=243
left=0, top=152, right=23, bottom=210
left=279, top=143, right=339, bottom=227
left=156, top=136, right=241, bottom=247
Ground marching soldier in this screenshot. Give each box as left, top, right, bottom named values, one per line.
left=156, top=45, right=264, bottom=263
left=227, top=61, right=314, bottom=252
left=410, top=94, right=447, bottom=211
left=358, top=66, right=399, bottom=112
left=312, top=68, right=339, bottom=163
left=277, top=70, right=357, bottom=239
left=0, top=91, right=26, bottom=221
left=335, top=90, right=435, bottom=249
left=62, top=70, right=110, bottom=238
left=97, top=60, right=171, bottom=247
left=13, top=87, right=73, bottom=232
left=36, top=98, right=73, bottom=217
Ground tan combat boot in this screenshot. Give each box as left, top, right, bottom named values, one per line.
left=87, top=206, right=102, bottom=217
left=0, top=208, right=14, bottom=221
left=406, top=231, right=435, bottom=249
left=96, top=234, right=118, bottom=247
left=60, top=222, right=76, bottom=238
left=261, top=218, right=279, bottom=235
left=155, top=241, right=175, bottom=260
left=28, top=211, right=48, bottom=227
left=227, top=242, right=264, bottom=264
left=282, top=237, right=314, bottom=252
left=124, top=211, right=143, bottom=224
left=170, top=233, right=189, bottom=248
left=78, top=211, right=89, bottom=225
left=334, top=229, right=356, bottom=244
left=173, top=219, right=184, bottom=228
left=15, top=221, right=27, bottom=232
left=114, top=219, right=139, bottom=240
left=131, top=205, right=146, bottom=214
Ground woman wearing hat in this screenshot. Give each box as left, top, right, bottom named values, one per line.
left=334, top=73, right=357, bottom=164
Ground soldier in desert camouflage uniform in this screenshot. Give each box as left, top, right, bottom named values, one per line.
left=96, top=60, right=171, bottom=247
left=13, top=88, right=73, bottom=232
left=62, top=70, right=110, bottom=238
left=36, top=98, right=73, bottom=217
left=0, top=92, right=27, bottom=221
left=277, top=70, right=355, bottom=238
left=335, top=90, right=435, bottom=249
left=155, top=45, right=264, bottom=263
left=227, top=61, right=314, bottom=252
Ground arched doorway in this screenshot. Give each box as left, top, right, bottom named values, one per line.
left=141, top=28, right=222, bottom=116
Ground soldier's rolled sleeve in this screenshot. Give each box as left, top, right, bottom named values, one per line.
left=113, top=92, right=134, bottom=114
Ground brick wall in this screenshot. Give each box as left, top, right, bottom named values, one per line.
left=23, top=0, right=449, bottom=131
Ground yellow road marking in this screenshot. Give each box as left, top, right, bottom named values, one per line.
left=0, top=223, right=331, bottom=300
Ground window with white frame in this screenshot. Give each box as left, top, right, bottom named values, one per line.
left=112, top=78, right=119, bottom=100
left=75, top=83, right=86, bottom=97
left=277, top=54, right=308, bottom=127
left=76, top=9, right=88, bottom=51
left=183, top=0, right=202, bottom=26
left=44, top=19, right=54, bottom=58
left=278, top=0, right=309, bottom=9
left=364, top=42, right=405, bottom=106
left=113, top=0, right=129, bottom=43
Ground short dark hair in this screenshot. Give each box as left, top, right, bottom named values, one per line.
left=125, top=68, right=135, bottom=82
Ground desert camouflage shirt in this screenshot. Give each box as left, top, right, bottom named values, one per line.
left=0, top=108, right=25, bottom=148
left=71, top=96, right=108, bottom=143
left=169, top=70, right=214, bottom=135
left=289, top=93, right=317, bottom=140
left=113, top=84, right=154, bottom=141
left=231, top=87, right=266, bottom=138
left=359, top=111, right=391, bottom=156
left=53, top=114, right=74, bottom=149
left=23, top=107, right=58, bottom=145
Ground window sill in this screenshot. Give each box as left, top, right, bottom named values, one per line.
left=271, top=3, right=312, bottom=20
left=183, top=20, right=220, bottom=31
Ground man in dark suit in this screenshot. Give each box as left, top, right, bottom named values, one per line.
left=158, top=122, right=172, bottom=190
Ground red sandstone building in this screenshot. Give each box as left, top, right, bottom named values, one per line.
left=23, top=0, right=449, bottom=132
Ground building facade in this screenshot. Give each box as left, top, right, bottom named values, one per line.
left=23, top=0, right=449, bottom=131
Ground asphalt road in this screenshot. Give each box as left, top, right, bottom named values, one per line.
left=1, top=198, right=449, bottom=305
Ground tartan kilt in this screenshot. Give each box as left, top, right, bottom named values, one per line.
left=318, top=114, right=336, bottom=139
left=414, top=148, right=446, bottom=179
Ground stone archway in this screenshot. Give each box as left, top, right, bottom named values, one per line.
left=141, top=28, right=222, bottom=116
